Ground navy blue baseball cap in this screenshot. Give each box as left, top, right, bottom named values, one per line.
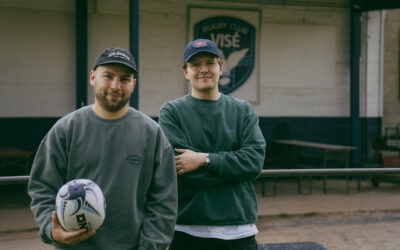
left=94, top=47, right=137, bottom=73
left=183, top=39, right=221, bottom=63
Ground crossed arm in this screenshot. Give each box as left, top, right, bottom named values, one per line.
left=159, top=105, right=266, bottom=188
left=174, top=148, right=208, bottom=175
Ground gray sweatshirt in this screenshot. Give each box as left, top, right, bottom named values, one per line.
left=28, top=106, right=177, bottom=250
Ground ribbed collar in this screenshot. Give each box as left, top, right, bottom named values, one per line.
left=187, top=94, right=225, bottom=107
left=85, top=105, right=133, bottom=124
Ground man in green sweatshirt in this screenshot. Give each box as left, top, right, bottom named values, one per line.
left=28, top=47, right=177, bottom=249
left=159, top=39, right=266, bottom=250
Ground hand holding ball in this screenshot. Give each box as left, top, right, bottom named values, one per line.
left=56, top=179, right=106, bottom=231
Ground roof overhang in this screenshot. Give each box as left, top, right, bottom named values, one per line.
left=352, top=0, right=400, bottom=11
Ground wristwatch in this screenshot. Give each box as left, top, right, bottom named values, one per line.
left=205, top=153, right=211, bottom=166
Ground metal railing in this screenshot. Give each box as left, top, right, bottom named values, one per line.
left=260, top=168, right=400, bottom=176
left=2, top=168, right=400, bottom=185
left=0, top=175, right=30, bottom=185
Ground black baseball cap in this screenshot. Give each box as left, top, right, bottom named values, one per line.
left=183, top=39, right=221, bottom=63
left=93, top=47, right=137, bottom=73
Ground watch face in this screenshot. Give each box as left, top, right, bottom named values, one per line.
left=205, top=154, right=210, bottom=164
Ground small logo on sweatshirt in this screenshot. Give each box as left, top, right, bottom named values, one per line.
left=126, top=155, right=142, bottom=165
left=226, top=129, right=236, bottom=133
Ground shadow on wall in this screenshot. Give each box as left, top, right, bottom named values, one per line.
left=0, top=116, right=382, bottom=167
left=275, top=122, right=291, bottom=140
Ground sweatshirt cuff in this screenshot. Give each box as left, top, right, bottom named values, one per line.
left=44, top=221, right=70, bottom=248
left=206, top=153, right=221, bottom=172
left=41, top=221, right=53, bottom=244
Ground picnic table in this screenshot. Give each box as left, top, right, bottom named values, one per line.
left=0, top=147, right=32, bottom=179
left=271, top=140, right=357, bottom=194
left=0, top=147, right=32, bottom=205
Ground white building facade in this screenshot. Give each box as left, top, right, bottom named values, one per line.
left=0, top=0, right=396, bottom=162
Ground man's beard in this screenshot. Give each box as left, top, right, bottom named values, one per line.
left=96, top=89, right=130, bottom=113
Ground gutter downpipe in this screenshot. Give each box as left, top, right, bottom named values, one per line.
left=129, top=0, right=139, bottom=110
left=350, top=6, right=362, bottom=165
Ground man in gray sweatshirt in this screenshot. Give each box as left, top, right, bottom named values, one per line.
left=28, top=47, right=177, bottom=250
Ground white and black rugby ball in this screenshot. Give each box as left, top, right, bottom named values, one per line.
left=56, top=179, right=106, bottom=231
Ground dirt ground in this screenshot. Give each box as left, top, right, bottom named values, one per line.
left=2, top=180, right=400, bottom=249
left=0, top=230, right=52, bottom=250
left=2, top=211, right=400, bottom=249
left=256, top=210, right=400, bottom=249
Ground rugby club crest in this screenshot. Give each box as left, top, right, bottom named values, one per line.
left=194, top=16, right=255, bottom=94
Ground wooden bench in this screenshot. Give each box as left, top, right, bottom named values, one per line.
left=0, top=147, right=32, bottom=177
left=372, top=149, right=400, bottom=186
left=266, top=140, right=357, bottom=194
left=0, top=147, right=32, bottom=206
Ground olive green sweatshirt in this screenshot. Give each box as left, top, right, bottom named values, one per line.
left=159, top=94, right=266, bottom=226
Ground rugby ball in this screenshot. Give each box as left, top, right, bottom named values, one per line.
left=56, top=179, right=106, bottom=231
